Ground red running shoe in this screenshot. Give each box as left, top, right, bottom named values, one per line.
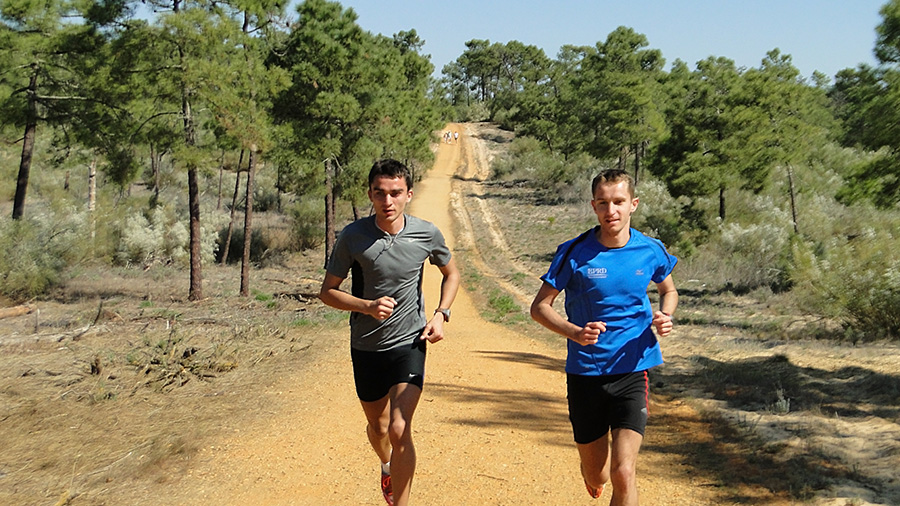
left=584, top=479, right=603, bottom=499
left=381, top=470, right=394, bottom=505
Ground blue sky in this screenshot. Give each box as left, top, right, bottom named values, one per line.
left=326, top=0, right=888, bottom=80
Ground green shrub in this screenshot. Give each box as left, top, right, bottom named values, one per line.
left=678, top=217, right=791, bottom=292
left=491, top=138, right=596, bottom=203
left=489, top=292, right=519, bottom=315
left=231, top=186, right=281, bottom=213
left=723, top=221, right=789, bottom=283
left=790, top=232, right=900, bottom=341
left=453, top=101, right=489, bottom=123
left=483, top=290, right=523, bottom=323
left=288, top=197, right=324, bottom=251
left=252, top=290, right=272, bottom=301
left=0, top=210, right=87, bottom=300
left=632, top=179, right=690, bottom=250
left=253, top=187, right=281, bottom=213
left=216, top=226, right=268, bottom=264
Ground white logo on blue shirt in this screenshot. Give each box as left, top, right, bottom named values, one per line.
left=587, top=267, right=607, bottom=279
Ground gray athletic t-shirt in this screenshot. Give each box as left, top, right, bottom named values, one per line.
left=327, top=215, right=452, bottom=352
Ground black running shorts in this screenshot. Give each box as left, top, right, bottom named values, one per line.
left=566, top=370, right=649, bottom=444
left=351, top=339, right=427, bottom=402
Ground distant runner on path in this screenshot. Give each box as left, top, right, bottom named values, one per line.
left=530, top=169, right=679, bottom=505
left=319, top=159, right=460, bottom=506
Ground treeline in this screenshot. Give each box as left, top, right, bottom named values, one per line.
left=3, top=0, right=900, bottom=339
left=1, top=0, right=443, bottom=299
left=434, top=6, right=900, bottom=340
left=438, top=25, right=899, bottom=213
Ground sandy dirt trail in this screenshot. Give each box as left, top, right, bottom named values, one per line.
left=171, top=125, right=744, bottom=505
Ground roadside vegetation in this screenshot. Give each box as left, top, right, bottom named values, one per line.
left=4, top=0, right=900, bottom=341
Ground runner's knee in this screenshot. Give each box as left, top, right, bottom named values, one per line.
left=388, top=417, right=412, bottom=445
left=609, top=461, right=637, bottom=489
left=368, top=418, right=390, bottom=439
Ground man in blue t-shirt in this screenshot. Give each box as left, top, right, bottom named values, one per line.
left=530, top=169, right=678, bottom=505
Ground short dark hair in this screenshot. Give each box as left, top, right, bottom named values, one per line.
left=591, top=169, right=634, bottom=197
left=368, top=159, right=413, bottom=190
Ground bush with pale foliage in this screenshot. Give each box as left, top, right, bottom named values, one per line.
left=0, top=209, right=87, bottom=300
left=790, top=230, right=900, bottom=341
left=115, top=205, right=227, bottom=267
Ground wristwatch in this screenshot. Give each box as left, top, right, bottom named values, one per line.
left=434, top=308, right=451, bottom=322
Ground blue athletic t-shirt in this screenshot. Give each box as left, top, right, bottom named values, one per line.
left=541, top=227, right=677, bottom=376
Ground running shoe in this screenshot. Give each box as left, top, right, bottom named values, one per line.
left=580, top=462, right=603, bottom=499
left=584, top=479, right=603, bottom=499
left=381, top=470, right=394, bottom=505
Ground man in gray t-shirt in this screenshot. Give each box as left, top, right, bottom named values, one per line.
left=327, top=213, right=452, bottom=352
left=319, top=159, right=459, bottom=506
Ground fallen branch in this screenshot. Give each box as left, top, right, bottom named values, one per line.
left=0, top=305, right=34, bottom=320
left=70, top=300, right=104, bottom=341
left=273, top=291, right=318, bottom=302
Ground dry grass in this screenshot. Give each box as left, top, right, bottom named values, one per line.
left=0, top=251, right=346, bottom=505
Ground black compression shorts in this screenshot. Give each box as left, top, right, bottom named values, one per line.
left=351, top=339, right=426, bottom=402
left=567, top=370, right=649, bottom=444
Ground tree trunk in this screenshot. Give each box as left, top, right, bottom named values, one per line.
left=150, top=143, right=161, bottom=207
left=221, top=159, right=243, bottom=265
left=183, top=83, right=202, bottom=301
left=240, top=149, right=256, bottom=297
left=12, top=68, right=38, bottom=220
left=88, top=157, right=97, bottom=240
left=276, top=160, right=284, bottom=213
left=324, top=158, right=335, bottom=269
left=617, top=145, right=629, bottom=171
left=188, top=167, right=202, bottom=301
left=633, top=142, right=642, bottom=186
left=719, top=185, right=726, bottom=221
left=787, top=163, right=799, bottom=235
left=217, top=149, right=225, bottom=211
